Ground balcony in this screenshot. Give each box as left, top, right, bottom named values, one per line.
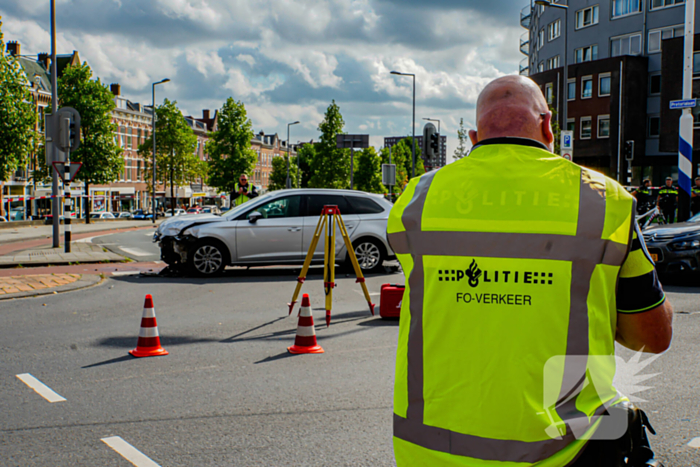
left=520, top=5, right=531, bottom=29
left=520, top=32, right=530, bottom=56
left=519, top=58, right=529, bottom=76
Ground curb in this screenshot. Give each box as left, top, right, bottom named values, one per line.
left=0, top=274, right=105, bottom=301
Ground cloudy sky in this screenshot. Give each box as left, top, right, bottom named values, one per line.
left=2, top=0, right=526, bottom=161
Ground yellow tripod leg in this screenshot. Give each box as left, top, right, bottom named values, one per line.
left=288, top=213, right=326, bottom=315
left=337, top=213, right=375, bottom=316
left=325, top=211, right=337, bottom=327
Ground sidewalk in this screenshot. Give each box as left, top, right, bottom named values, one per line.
left=0, top=220, right=160, bottom=245
left=0, top=273, right=103, bottom=300
left=0, top=242, right=125, bottom=268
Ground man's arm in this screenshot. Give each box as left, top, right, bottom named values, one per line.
left=615, top=221, right=673, bottom=354
left=249, top=185, right=259, bottom=199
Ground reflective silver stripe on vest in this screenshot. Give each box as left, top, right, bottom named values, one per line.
left=391, top=168, right=630, bottom=463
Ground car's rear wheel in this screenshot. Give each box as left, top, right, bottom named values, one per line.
left=188, top=239, right=229, bottom=276
left=348, top=238, right=385, bottom=274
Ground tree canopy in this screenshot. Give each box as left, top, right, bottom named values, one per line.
left=268, top=155, right=299, bottom=191
left=205, top=98, right=257, bottom=195
left=295, top=143, right=315, bottom=188
left=354, top=147, right=385, bottom=194
left=381, top=137, right=425, bottom=191
left=454, top=118, right=470, bottom=160
left=308, top=100, right=350, bottom=189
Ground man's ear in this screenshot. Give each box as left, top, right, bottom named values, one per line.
left=468, top=129, right=479, bottom=146
left=542, top=112, right=555, bottom=150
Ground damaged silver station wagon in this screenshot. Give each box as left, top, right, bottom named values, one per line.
left=153, top=189, right=396, bottom=276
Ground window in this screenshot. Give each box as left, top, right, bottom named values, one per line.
left=306, top=195, right=351, bottom=216
left=648, top=116, right=661, bottom=137
left=246, top=196, right=301, bottom=219
left=611, top=34, right=642, bottom=57
left=582, top=76, right=593, bottom=99
left=576, top=5, right=599, bottom=29
left=567, top=79, right=576, bottom=101
left=538, top=61, right=545, bottom=73
left=347, top=196, right=384, bottom=214
left=612, top=0, right=641, bottom=18
left=650, top=0, right=685, bottom=10
left=599, top=74, right=611, bottom=96
left=538, top=29, right=545, bottom=50
left=648, top=26, right=684, bottom=53
left=548, top=19, right=561, bottom=40
left=567, top=118, right=575, bottom=132
left=598, top=115, right=611, bottom=138
left=649, top=75, right=661, bottom=94
left=547, top=56, right=560, bottom=70
left=575, top=45, right=598, bottom=63
left=694, top=52, right=700, bottom=74
left=581, top=117, right=593, bottom=139
left=545, top=83, right=554, bottom=104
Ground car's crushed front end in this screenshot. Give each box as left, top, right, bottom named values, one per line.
left=643, top=221, right=700, bottom=274
left=153, top=214, right=224, bottom=269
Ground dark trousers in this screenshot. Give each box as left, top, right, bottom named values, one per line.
left=660, top=205, right=675, bottom=224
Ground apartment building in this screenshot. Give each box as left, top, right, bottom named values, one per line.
left=521, top=0, right=699, bottom=184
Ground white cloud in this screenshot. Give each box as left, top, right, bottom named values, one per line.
left=236, top=54, right=256, bottom=67
left=186, top=50, right=226, bottom=78
left=155, top=0, right=221, bottom=27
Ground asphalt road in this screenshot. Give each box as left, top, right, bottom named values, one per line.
left=2, top=269, right=699, bottom=466
left=94, top=228, right=161, bottom=263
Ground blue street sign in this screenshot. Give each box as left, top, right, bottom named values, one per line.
left=670, top=99, right=697, bottom=110
left=563, top=134, right=572, bottom=148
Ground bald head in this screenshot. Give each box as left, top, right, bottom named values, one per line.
left=469, top=75, right=554, bottom=151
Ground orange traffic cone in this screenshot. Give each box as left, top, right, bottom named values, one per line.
left=129, top=294, right=169, bottom=358
left=287, top=294, right=324, bottom=354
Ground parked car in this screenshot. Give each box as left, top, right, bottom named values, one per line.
left=113, top=212, right=133, bottom=219
left=643, top=212, right=700, bottom=274
left=165, top=208, right=187, bottom=217
left=186, top=207, right=203, bottom=215
left=133, top=209, right=160, bottom=220
left=91, top=212, right=116, bottom=220
left=154, top=189, right=395, bottom=276
left=201, top=206, right=221, bottom=215
left=0, top=216, right=7, bottom=222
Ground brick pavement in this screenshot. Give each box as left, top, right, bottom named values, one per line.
left=0, top=273, right=80, bottom=295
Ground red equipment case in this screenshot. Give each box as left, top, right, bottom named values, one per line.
left=380, top=284, right=405, bottom=319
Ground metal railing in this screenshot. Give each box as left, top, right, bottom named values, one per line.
left=519, top=58, right=530, bottom=76
left=520, top=32, right=530, bottom=55
left=520, top=5, right=532, bottom=29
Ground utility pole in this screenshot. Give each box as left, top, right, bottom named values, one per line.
left=678, top=0, right=695, bottom=222
left=151, top=78, right=170, bottom=224
left=50, top=0, right=59, bottom=247
left=391, top=71, right=417, bottom=177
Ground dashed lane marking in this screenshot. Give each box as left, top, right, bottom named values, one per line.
left=101, top=436, right=161, bottom=467
left=16, top=374, right=66, bottom=403
left=119, top=247, right=152, bottom=257
left=688, top=437, right=700, bottom=448
left=111, top=271, right=141, bottom=277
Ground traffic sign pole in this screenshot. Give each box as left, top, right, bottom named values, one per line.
left=678, top=0, right=695, bottom=222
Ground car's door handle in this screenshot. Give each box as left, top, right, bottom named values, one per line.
left=345, top=224, right=355, bottom=229
left=288, top=227, right=301, bottom=232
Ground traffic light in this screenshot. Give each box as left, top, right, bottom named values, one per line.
left=624, top=140, right=634, bottom=161
left=54, top=107, right=81, bottom=152
left=423, top=122, right=437, bottom=160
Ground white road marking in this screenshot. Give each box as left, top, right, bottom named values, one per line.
left=75, top=236, right=96, bottom=243
left=111, top=271, right=141, bottom=277
left=119, top=247, right=151, bottom=257
left=688, top=437, right=700, bottom=448
left=145, top=231, right=156, bottom=236
left=101, top=436, right=161, bottom=467
left=353, top=290, right=381, bottom=296
left=16, top=374, right=66, bottom=403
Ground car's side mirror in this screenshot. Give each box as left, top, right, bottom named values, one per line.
left=248, top=211, right=263, bottom=224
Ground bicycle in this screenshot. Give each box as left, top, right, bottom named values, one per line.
left=636, top=205, right=666, bottom=230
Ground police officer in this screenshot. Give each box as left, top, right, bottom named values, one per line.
left=656, top=177, right=678, bottom=223
left=692, top=176, right=700, bottom=216
left=632, top=179, right=654, bottom=215
left=231, top=174, right=258, bottom=207
left=388, top=76, right=672, bottom=467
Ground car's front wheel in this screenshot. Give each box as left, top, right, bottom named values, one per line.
left=348, top=238, right=385, bottom=274
left=188, top=239, right=229, bottom=276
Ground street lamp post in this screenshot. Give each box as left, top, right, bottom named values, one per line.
left=535, top=1, right=569, bottom=133
left=151, top=78, right=170, bottom=224
left=391, top=71, right=416, bottom=178
left=287, top=121, right=300, bottom=189
left=423, top=117, right=441, bottom=169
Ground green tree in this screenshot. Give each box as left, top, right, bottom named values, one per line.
left=354, top=147, right=385, bottom=194
left=140, top=98, right=203, bottom=212
left=205, top=98, right=257, bottom=197
left=55, top=62, right=123, bottom=222
left=550, top=106, right=561, bottom=155
left=454, top=118, right=470, bottom=160
left=309, top=100, right=349, bottom=189
left=295, top=143, right=315, bottom=188
left=268, top=155, right=299, bottom=191
left=0, top=18, right=36, bottom=215
left=380, top=137, right=425, bottom=192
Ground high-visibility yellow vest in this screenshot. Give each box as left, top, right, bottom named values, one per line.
left=388, top=142, right=635, bottom=466
left=234, top=182, right=252, bottom=206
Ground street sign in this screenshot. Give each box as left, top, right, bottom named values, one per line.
left=670, top=99, right=697, bottom=110
left=561, top=130, right=574, bottom=161
left=52, top=162, right=83, bottom=182
left=382, top=164, right=396, bottom=186
left=336, top=134, right=370, bottom=149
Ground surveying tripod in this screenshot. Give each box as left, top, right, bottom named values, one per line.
left=288, top=205, right=375, bottom=326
